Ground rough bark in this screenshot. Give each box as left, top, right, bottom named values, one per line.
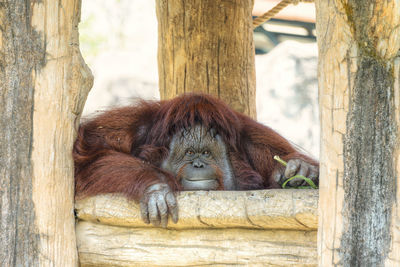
left=315, top=0, right=400, bottom=266
left=0, top=0, right=92, bottom=266
left=76, top=190, right=318, bottom=266
left=156, top=0, right=256, bottom=118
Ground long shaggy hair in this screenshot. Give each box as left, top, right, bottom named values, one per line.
left=73, top=93, right=317, bottom=201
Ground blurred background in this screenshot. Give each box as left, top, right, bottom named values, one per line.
left=79, top=0, right=319, bottom=157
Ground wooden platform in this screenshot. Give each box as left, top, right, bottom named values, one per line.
left=76, top=189, right=318, bottom=266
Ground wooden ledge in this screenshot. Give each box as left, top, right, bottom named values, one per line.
left=76, top=190, right=318, bottom=266
left=75, top=189, right=318, bottom=230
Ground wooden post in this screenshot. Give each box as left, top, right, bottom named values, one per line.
left=156, top=0, right=256, bottom=118
left=316, top=0, right=400, bottom=265
left=0, top=0, right=92, bottom=265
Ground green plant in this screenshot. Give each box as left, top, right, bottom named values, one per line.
left=273, top=156, right=318, bottom=189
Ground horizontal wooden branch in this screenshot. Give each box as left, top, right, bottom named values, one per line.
left=77, top=221, right=318, bottom=266
left=75, top=189, right=318, bottom=230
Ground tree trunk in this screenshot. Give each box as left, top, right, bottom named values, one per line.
left=316, top=0, right=400, bottom=266
left=0, top=1, right=92, bottom=266
left=156, top=0, right=256, bottom=118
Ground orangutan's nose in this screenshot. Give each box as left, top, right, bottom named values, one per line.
left=192, top=159, right=205, bottom=168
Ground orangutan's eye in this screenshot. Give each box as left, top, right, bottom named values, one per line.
left=203, top=150, right=211, bottom=157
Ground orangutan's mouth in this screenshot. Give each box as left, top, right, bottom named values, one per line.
left=181, top=178, right=219, bottom=190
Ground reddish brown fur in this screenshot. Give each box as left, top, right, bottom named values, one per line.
left=73, top=93, right=318, bottom=201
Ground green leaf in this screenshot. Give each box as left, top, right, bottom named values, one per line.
left=282, top=175, right=318, bottom=189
